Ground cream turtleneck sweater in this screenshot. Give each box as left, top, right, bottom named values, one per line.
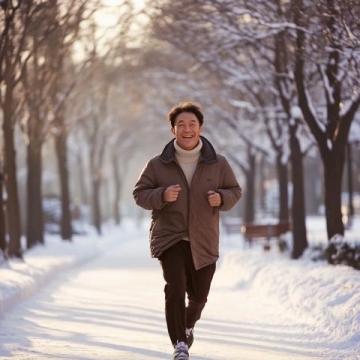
left=174, top=139, right=203, bottom=186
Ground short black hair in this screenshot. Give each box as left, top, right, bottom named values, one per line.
left=168, top=101, right=204, bottom=128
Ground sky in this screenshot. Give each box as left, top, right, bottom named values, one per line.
left=95, top=0, right=146, bottom=32
left=73, top=0, right=146, bottom=62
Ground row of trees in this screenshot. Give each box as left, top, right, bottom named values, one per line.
left=0, top=0, right=144, bottom=259
left=143, top=0, right=360, bottom=258
left=0, top=0, right=359, bottom=264
left=0, top=0, right=88, bottom=257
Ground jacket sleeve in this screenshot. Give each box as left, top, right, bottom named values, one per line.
left=133, top=160, right=167, bottom=211
left=217, top=157, right=242, bottom=211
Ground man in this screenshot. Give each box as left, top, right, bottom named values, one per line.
left=133, top=101, right=241, bottom=360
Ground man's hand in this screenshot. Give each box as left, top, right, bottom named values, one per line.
left=207, top=190, right=221, bottom=207
left=163, top=184, right=182, bottom=202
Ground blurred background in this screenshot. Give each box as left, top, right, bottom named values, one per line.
left=0, top=0, right=359, bottom=265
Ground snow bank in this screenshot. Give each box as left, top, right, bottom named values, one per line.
left=1, top=216, right=359, bottom=358
left=0, top=219, right=148, bottom=317
left=0, top=231, right=103, bottom=316
left=218, top=248, right=360, bottom=353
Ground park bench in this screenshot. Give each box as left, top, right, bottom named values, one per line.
left=241, top=222, right=291, bottom=251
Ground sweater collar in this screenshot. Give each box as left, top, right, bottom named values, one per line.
left=174, top=138, right=203, bottom=158
left=160, top=136, right=217, bottom=164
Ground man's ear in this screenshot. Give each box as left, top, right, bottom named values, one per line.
left=171, top=127, right=175, bottom=136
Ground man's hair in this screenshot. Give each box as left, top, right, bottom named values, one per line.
left=168, top=101, right=204, bottom=128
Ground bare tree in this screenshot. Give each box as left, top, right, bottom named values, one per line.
left=0, top=161, right=6, bottom=255
left=49, top=0, right=92, bottom=240
left=148, top=1, right=294, bottom=224
left=148, top=0, right=360, bottom=256
left=21, top=2, right=68, bottom=248
left=68, top=1, right=135, bottom=233
left=0, top=1, right=35, bottom=257
left=293, top=0, right=360, bottom=239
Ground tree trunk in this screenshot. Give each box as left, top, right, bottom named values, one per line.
left=323, top=152, right=345, bottom=239
left=244, top=150, right=256, bottom=223
left=289, top=126, right=308, bottom=258
left=346, top=142, right=354, bottom=227
left=293, top=0, right=359, bottom=241
left=276, top=155, right=289, bottom=223
left=55, top=130, right=72, bottom=240
left=26, top=140, right=44, bottom=248
left=0, top=170, right=7, bottom=254
left=91, top=177, right=102, bottom=235
left=258, top=155, right=266, bottom=213
left=2, top=84, right=22, bottom=257
left=305, top=157, right=321, bottom=215
left=112, top=154, right=121, bottom=225
left=77, top=151, right=89, bottom=206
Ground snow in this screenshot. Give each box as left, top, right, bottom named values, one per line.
left=0, top=217, right=359, bottom=359
left=0, top=231, right=103, bottom=315
left=319, top=65, right=335, bottom=105
left=229, top=99, right=256, bottom=113
left=349, top=119, right=360, bottom=142
left=327, top=138, right=333, bottom=150
left=303, top=89, right=326, bottom=133
left=291, top=105, right=302, bottom=120
left=340, top=96, right=360, bottom=119
left=219, top=250, right=360, bottom=349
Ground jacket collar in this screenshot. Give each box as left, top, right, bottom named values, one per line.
left=160, top=135, right=217, bottom=164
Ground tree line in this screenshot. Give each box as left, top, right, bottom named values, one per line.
left=142, top=0, right=360, bottom=259
left=0, top=0, right=359, bottom=267
left=0, top=0, right=143, bottom=260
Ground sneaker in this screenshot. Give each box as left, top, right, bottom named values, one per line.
left=173, top=341, right=189, bottom=360
left=186, top=328, right=194, bottom=348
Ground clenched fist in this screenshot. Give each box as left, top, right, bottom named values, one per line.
left=207, top=190, right=221, bottom=207
left=164, top=184, right=182, bottom=202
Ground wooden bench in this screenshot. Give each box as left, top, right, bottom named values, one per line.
left=241, top=223, right=291, bottom=250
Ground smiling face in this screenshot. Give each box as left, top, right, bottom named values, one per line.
left=171, top=111, right=202, bottom=150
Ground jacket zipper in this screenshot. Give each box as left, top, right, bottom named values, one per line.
left=174, top=160, right=201, bottom=242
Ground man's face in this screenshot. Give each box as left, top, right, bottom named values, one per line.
left=172, top=112, right=202, bottom=150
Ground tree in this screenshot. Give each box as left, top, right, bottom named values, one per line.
left=293, top=0, right=360, bottom=239
left=0, top=1, right=35, bottom=257
left=148, top=1, right=293, bottom=225
left=49, top=0, right=89, bottom=240
left=272, top=15, right=309, bottom=257
left=0, top=162, right=6, bottom=255
left=68, top=1, right=139, bottom=232
left=21, top=2, right=66, bottom=247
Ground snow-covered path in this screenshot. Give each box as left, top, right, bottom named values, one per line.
left=0, top=223, right=358, bottom=360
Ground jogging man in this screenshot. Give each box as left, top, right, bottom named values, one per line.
left=133, top=101, right=241, bottom=359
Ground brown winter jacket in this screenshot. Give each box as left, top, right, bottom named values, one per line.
left=133, top=136, right=241, bottom=270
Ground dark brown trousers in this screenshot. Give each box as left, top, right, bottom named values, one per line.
left=159, top=240, right=216, bottom=345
